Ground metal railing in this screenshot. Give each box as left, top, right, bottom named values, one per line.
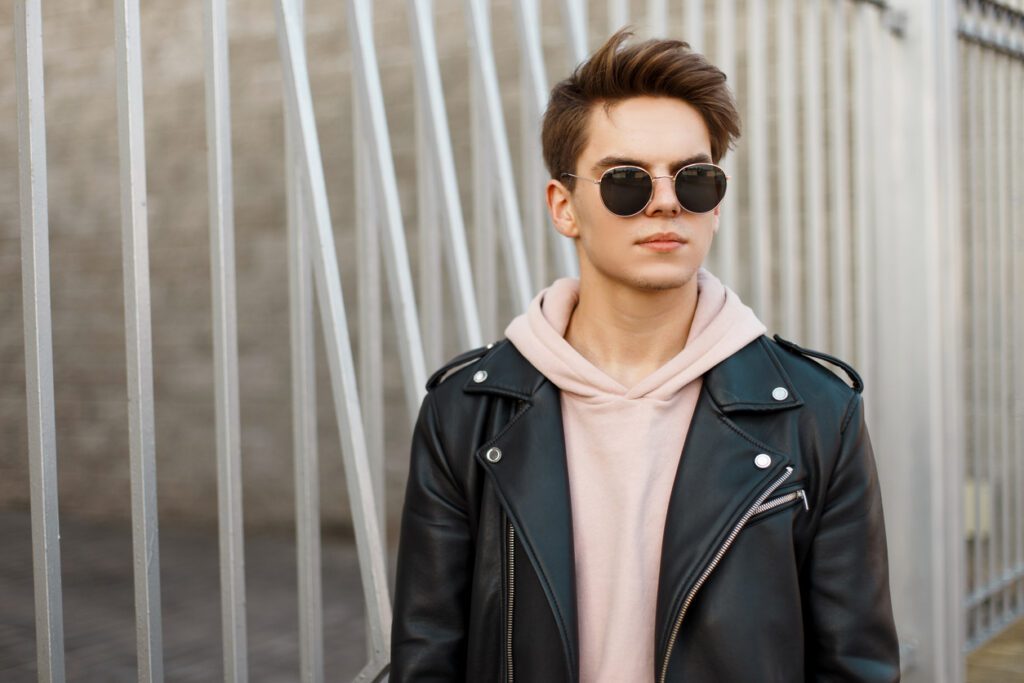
left=10, top=0, right=1023, bottom=681
left=958, top=0, right=1024, bottom=653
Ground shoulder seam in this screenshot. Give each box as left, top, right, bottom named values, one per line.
left=771, top=333, right=864, bottom=394
left=425, top=341, right=497, bottom=390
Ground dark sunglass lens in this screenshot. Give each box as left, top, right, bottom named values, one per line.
left=600, top=167, right=652, bottom=216
left=675, top=164, right=727, bottom=213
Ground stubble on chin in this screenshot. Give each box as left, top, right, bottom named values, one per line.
left=621, top=268, right=696, bottom=292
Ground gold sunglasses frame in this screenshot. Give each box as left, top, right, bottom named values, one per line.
left=560, top=162, right=731, bottom=217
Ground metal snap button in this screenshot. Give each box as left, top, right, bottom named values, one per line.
left=486, top=342, right=494, bottom=349
left=754, top=453, right=772, bottom=469
left=473, top=370, right=488, bottom=383
left=485, top=447, right=502, bottom=463
left=771, top=386, right=789, bottom=401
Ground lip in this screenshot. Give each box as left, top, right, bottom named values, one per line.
left=636, top=232, right=685, bottom=245
left=639, top=240, right=684, bottom=252
left=636, top=232, right=686, bottom=252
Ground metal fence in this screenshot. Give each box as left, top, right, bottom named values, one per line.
left=10, top=0, right=1023, bottom=681
left=958, top=0, right=1024, bottom=654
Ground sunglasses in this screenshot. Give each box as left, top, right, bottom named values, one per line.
left=561, top=162, right=729, bottom=217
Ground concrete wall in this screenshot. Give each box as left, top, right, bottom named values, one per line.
left=0, top=0, right=638, bottom=538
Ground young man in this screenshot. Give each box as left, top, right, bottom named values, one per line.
left=390, top=28, right=900, bottom=682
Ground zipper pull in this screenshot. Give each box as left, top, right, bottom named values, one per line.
left=797, top=489, right=809, bottom=511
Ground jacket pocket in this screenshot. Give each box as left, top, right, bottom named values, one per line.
left=505, top=514, right=516, bottom=683
left=746, top=487, right=808, bottom=526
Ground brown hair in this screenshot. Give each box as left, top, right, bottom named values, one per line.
left=542, top=27, right=741, bottom=191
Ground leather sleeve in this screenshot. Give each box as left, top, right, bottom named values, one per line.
left=803, top=393, right=901, bottom=682
left=390, top=390, right=471, bottom=681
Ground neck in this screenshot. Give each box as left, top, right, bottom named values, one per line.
left=563, top=266, right=700, bottom=385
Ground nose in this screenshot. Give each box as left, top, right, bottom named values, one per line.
left=645, top=175, right=681, bottom=217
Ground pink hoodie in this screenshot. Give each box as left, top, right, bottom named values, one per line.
left=504, top=267, right=767, bottom=682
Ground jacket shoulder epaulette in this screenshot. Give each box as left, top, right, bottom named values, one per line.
left=772, top=333, right=864, bottom=394
left=426, top=341, right=497, bottom=390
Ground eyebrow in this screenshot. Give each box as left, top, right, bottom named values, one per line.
left=590, top=152, right=712, bottom=174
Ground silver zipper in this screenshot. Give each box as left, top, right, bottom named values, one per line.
left=506, top=519, right=515, bottom=683
left=658, top=466, right=795, bottom=683
left=749, top=487, right=809, bottom=517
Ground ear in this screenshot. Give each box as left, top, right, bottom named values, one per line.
left=547, top=179, right=579, bottom=239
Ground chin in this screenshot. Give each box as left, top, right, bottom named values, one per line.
left=620, top=267, right=697, bottom=292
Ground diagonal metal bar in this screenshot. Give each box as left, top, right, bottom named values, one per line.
left=273, top=3, right=391, bottom=680
left=414, top=22, right=444, bottom=369
left=465, top=0, right=534, bottom=312
left=560, top=0, right=589, bottom=67
left=345, top=0, right=428, bottom=418
left=406, top=0, right=484, bottom=348
left=202, top=0, right=249, bottom=679
left=514, top=0, right=578, bottom=280
left=113, top=0, right=164, bottom=679
left=470, top=0, right=498, bottom=335
left=14, top=2, right=66, bottom=681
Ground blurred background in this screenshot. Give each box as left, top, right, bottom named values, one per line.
left=2, top=0, right=1022, bottom=680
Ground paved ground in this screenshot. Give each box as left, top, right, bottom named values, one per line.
left=967, top=615, right=1024, bottom=683
left=0, top=510, right=397, bottom=681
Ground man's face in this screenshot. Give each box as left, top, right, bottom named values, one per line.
left=548, top=96, right=720, bottom=292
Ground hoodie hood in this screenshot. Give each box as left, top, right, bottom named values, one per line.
left=504, top=267, right=767, bottom=404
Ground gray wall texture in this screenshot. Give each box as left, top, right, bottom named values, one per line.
left=0, top=0, right=644, bottom=538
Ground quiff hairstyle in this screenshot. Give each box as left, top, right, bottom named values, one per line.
left=542, top=27, right=741, bottom=191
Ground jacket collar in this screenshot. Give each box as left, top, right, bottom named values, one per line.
left=467, top=335, right=803, bottom=682
left=465, top=335, right=804, bottom=412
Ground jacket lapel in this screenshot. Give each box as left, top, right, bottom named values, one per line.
left=653, top=336, right=803, bottom=674
left=466, top=341, right=580, bottom=680
left=464, top=336, right=804, bottom=683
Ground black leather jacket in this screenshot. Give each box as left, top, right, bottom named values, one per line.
left=390, top=334, right=900, bottom=682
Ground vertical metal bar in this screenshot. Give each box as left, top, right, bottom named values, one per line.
left=934, top=0, right=967, bottom=667
left=646, top=0, right=668, bottom=37
left=346, top=0, right=428, bottom=417
left=465, top=0, right=535, bottom=312
left=14, top=2, right=66, bottom=681
left=202, top=0, right=248, bottom=678
left=746, top=0, right=770, bottom=325
left=828, top=0, right=851, bottom=359
left=683, top=0, right=703, bottom=54
left=852, top=2, right=872, bottom=391
left=776, top=0, right=800, bottom=339
left=113, top=0, right=164, bottom=678
left=608, top=0, right=628, bottom=34
left=283, top=0, right=324, bottom=677
left=966, top=38, right=983, bottom=641
left=514, top=0, right=578, bottom=279
left=995, top=49, right=1010, bottom=621
left=981, top=41, right=996, bottom=632
left=801, top=0, right=826, bottom=349
left=274, top=5, right=392, bottom=678
left=714, top=0, right=737, bottom=287
left=406, top=0, right=483, bottom=348
left=1013, top=44, right=1024, bottom=613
